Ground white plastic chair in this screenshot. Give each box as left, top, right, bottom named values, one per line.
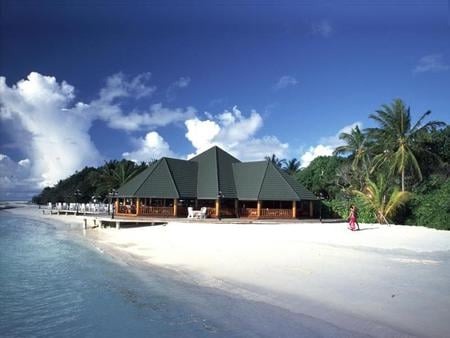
left=199, top=207, right=207, bottom=219
left=187, top=207, right=194, bottom=218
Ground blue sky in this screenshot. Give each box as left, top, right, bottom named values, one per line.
left=1, top=0, right=449, bottom=199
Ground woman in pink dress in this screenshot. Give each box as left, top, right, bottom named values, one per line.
left=348, top=205, right=357, bottom=231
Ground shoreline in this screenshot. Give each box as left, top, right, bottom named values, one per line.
left=3, top=205, right=450, bottom=337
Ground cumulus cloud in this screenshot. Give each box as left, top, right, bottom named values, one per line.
left=312, top=20, right=333, bottom=38
left=0, top=72, right=101, bottom=189
left=166, top=76, right=191, bottom=101
left=273, top=75, right=298, bottom=90
left=184, top=106, right=288, bottom=161
left=0, top=71, right=196, bottom=198
left=92, top=73, right=195, bottom=131
left=413, top=54, right=449, bottom=73
left=122, top=131, right=175, bottom=163
left=300, top=122, right=362, bottom=168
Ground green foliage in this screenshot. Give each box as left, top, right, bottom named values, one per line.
left=367, top=98, right=445, bottom=191
left=323, top=197, right=377, bottom=223
left=32, top=160, right=148, bottom=204
left=296, top=156, right=344, bottom=199
left=407, top=175, right=450, bottom=230
left=353, top=176, right=411, bottom=224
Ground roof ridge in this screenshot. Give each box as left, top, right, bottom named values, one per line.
left=256, top=161, right=270, bottom=200
left=215, top=146, right=220, bottom=195
left=133, top=160, right=159, bottom=196
left=272, top=163, right=299, bottom=199
left=162, top=158, right=180, bottom=199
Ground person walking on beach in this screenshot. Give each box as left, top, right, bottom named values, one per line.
left=353, top=205, right=360, bottom=230
left=348, top=205, right=357, bottom=231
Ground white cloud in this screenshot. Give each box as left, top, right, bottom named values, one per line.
left=300, top=122, right=362, bottom=168
left=123, top=131, right=175, bottom=163
left=0, top=73, right=101, bottom=189
left=166, top=76, right=191, bottom=101
left=273, top=75, right=298, bottom=90
left=104, top=103, right=197, bottom=131
left=184, top=106, right=288, bottom=161
left=90, top=73, right=195, bottom=131
left=0, top=72, right=196, bottom=199
left=413, top=54, right=449, bottom=73
left=312, top=20, right=333, bottom=38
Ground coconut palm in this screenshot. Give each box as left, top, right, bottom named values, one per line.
left=353, top=176, right=410, bottom=224
left=265, top=154, right=287, bottom=169
left=285, top=158, right=301, bottom=175
left=100, top=160, right=145, bottom=191
left=367, top=99, right=445, bottom=191
left=333, top=125, right=371, bottom=171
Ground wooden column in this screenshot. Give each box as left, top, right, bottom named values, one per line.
left=309, top=201, right=314, bottom=218
left=292, top=200, right=296, bottom=219
left=257, top=200, right=261, bottom=218
left=234, top=199, right=239, bottom=218
left=114, top=199, right=118, bottom=216
left=136, top=198, right=140, bottom=216
left=173, top=198, right=178, bottom=217
left=195, top=199, right=198, bottom=209
left=215, top=199, right=220, bottom=217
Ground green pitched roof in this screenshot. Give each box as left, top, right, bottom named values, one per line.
left=189, top=146, right=240, bottom=199
left=232, top=161, right=267, bottom=200
left=117, top=161, right=158, bottom=197
left=117, top=158, right=197, bottom=199
left=233, top=161, right=317, bottom=201
left=117, top=146, right=316, bottom=201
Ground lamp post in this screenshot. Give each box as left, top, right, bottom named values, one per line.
left=74, top=189, right=81, bottom=215
left=319, top=192, right=325, bottom=223
left=108, top=189, right=118, bottom=219
left=217, top=190, right=223, bottom=221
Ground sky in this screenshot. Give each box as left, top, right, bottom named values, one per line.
left=0, top=0, right=449, bottom=200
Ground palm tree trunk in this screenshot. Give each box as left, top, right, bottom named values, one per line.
left=401, top=169, right=405, bottom=192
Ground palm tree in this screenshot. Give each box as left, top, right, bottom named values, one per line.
left=265, top=154, right=287, bottom=169
left=367, top=99, right=445, bottom=191
left=353, top=176, right=410, bottom=224
left=333, top=125, right=371, bottom=171
left=285, top=158, right=301, bottom=175
left=100, top=160, right=145, bottom=191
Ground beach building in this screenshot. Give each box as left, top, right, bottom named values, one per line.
left=116, top=146, right=317, bottom=219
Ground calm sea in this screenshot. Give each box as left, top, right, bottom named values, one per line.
left=0, top=212, right=362, bottom=338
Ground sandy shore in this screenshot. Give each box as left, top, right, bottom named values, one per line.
left=5, top=205, right=450, bottom=337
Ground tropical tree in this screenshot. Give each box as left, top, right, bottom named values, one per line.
left=285, top=158, right=301, bottom=175
left=333, top=125, right=371, bottom=171
left=265, top=154, right=287, bottom=169
left=367, top=99, right=445, bottom=191
left=99, top=160, right=146, bottom=192
left=353, top=176, right=410, bottom=224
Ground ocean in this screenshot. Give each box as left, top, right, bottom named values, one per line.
left=0, top=212, right=363, bottom=338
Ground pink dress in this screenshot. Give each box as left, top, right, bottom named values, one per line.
left=348, top=210, right=356, bottom=231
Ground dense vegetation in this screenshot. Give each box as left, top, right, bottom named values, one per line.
left=293, top=99, right=449, bottom=229
left=32, top=160, right=149, bottom=204
left=33, top=99, right=449, bottom=229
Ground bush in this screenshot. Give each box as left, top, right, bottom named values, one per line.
left=324, top=197, right=377, bottom=223
left=407, top=177, right=450, bottom=230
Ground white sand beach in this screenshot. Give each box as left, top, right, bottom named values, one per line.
left=6, top=205, right=450, bottom=338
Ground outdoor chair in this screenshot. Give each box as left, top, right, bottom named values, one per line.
left=199, top=207, right=207, bottom=219
left=187, top=207, right=194, bottom=218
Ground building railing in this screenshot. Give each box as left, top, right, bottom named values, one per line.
left=140, top=206, right=173, bottom=217
left=240, top=208, right=293, bottom=218
left=117, top=205, right=136, bottom=215
left=240, top=208, right=258, bottom=217
left=260, top=208, right=291, bottom=218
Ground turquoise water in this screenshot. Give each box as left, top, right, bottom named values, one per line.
left=0, top=212, right=363, bottom=338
